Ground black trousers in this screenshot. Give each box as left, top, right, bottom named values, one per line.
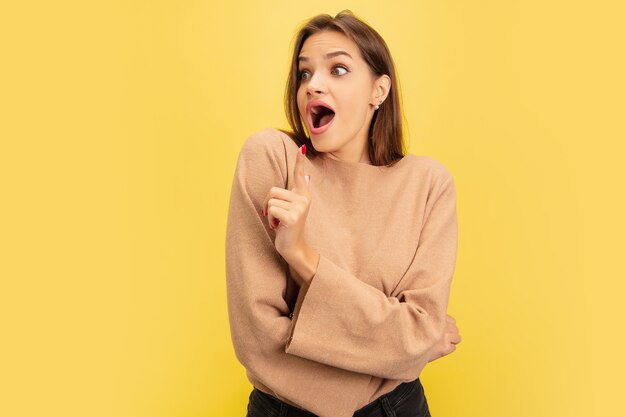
left=246, top=377, right=431, bottom=417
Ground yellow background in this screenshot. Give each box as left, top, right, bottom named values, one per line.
left=1, top=1, right=624, bottom=416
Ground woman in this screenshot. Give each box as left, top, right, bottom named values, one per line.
left=225, top=10, right=461, bottom=417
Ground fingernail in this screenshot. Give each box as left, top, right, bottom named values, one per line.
left=305, top=175, right=310, bottom=184
left=301, top=144, right=306, bottom=155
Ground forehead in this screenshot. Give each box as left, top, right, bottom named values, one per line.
left=299, top=30, right=358, bottom=57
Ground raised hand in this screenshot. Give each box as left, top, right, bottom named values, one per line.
left=261, top=144, right=312, bottom=261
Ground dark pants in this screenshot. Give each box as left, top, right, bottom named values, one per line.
left=246, top=377, right=431, bottom=417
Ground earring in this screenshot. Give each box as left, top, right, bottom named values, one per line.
left=374, top=100, right=382, bottom=110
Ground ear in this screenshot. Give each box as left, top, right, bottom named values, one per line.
left=370, top=74, right=391, bottom=105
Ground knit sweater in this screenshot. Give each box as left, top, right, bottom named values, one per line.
left=225, top=128, right=458, bottom=417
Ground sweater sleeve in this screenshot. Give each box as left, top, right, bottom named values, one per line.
left=225, top=129, right=372, bottom=417
left=284, top=168, right=458, bottom=382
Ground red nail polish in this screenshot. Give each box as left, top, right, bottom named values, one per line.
left=301, top=144, right=306, bottom=155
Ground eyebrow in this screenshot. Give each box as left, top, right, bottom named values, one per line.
left=297, top=50, right=353, bottom=63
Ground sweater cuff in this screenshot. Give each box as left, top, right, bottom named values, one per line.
left=285, top=253, right=344, bottom=355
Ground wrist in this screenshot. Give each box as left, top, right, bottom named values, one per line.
left=284, top=243, right=319, bottom=285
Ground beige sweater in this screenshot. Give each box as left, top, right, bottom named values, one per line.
left=225, top=128, right=458, bottom=417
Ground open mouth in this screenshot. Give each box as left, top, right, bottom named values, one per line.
left=311, top=105, right=335, bottom=129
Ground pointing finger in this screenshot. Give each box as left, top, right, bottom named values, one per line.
left=293, top=144, right=307, bottom=190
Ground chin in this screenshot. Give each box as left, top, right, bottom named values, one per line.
left=309, top=139, right=336, bottom=154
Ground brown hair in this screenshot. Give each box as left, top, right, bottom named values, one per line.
left=277, top=9, right=407, bottom=167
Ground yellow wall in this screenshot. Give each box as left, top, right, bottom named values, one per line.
left=1, top=1, right=625, bottom=416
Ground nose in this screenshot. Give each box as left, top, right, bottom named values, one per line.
left=305, top=71, right=327, bottom=96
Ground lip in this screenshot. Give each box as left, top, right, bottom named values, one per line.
left=305, top=100, right=336, bottom=135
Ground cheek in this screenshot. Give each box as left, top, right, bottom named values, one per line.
left=345, top=90, right=365, bottom=108
left=298, top=105, right=307, bottom=122
left=297, top=91, right=306, bottom=115
left=337, top=95, right=366, bottom=123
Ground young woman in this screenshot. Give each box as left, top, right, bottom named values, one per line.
left=226, top=10, right=461, bottom=417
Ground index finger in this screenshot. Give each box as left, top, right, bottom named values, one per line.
left=292, top=144, right=306, bottom=191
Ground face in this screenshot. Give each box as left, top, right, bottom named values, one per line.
left=296, top=30, right=390, bottom=163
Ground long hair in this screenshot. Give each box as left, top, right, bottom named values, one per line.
left=278, top=9, right=407, bottom=167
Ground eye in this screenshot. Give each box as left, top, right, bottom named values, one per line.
left=298, top=64, right=350, bottom=81
left=331, top=65, right=349, bottom=76
left=298, top=70, right=310, bottom=81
